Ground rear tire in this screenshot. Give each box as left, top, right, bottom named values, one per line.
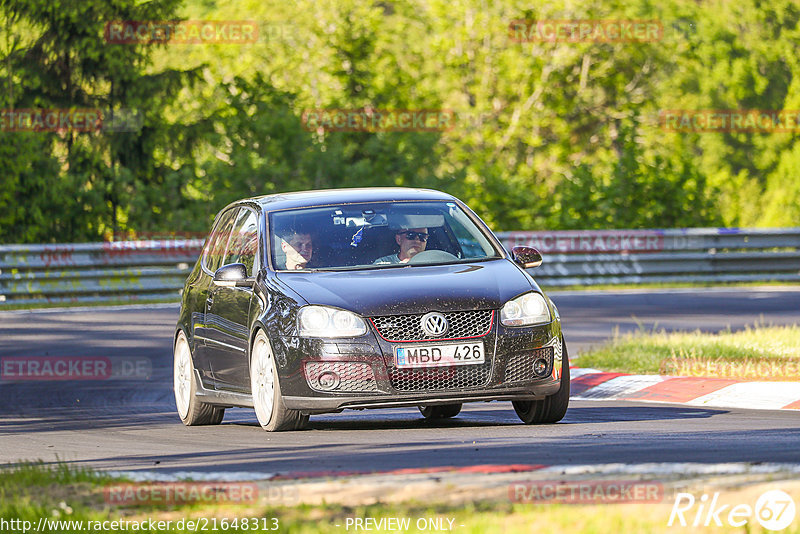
left=173, top=330, right=225, bottom=426
left=512, top=337, right=570, bottom=424
left=419, top=403, right=462, bottom=419
left=251, top=331, right=307, bottom=431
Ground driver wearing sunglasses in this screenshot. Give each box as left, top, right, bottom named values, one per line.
left=373, top=227, right=429, bottom=264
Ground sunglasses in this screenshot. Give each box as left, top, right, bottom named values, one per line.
left=398, top=231, right=429, bottom=242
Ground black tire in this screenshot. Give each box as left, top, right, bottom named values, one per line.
left=251, top=331, right=307, bottom=432
left=419, top=403, right=462, bottom=419
left=512, top=337, right=570, bottom=424
left=173, top=330, right=225, bottom=426
left=295, top=413, right=310, bottom=430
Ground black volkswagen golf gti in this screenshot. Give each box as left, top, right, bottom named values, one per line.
left=174, top=188, right=569, bottom=431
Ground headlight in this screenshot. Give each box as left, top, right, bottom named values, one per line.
left=297, top=306, right=367, bottom=337
left=500, top=292, right=551, bottom=326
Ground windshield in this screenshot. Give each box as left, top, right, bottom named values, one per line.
left=268, top=201, right=502, bottom=271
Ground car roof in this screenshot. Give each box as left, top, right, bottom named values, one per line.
left=229, top=187, right=458, bottom=213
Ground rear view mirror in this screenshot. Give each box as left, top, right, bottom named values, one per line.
left=511, top=246, right=543, bottom=268
left=213, top=263, right=253, bottom=287
left=390, top=213, right=445, bottom=229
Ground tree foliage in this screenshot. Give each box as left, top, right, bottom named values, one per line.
left=1, top=0, right=799, bottom=243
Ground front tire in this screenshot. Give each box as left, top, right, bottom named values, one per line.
left=512, top=338, right=570, bottom=424
left=250, top=331, right=307, bottom=431
left=419, top=403, right=462, bottom=419
left=173, top=330, right=224, bottom=426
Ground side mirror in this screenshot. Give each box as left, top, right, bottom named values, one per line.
left=511, top=246, right=543, bottom=268
left=213, top=263, right=254, bottom=288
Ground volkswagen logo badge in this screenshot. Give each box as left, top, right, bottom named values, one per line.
left=421, top=312, right=448, bottom=337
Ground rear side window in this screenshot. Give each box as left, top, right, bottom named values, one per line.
left=203, top=208, right=238, bottom=273
left=223, top=208, right=259, bottom=276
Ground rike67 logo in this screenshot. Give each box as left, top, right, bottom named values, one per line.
left=669, top=490, right=796, bottom=530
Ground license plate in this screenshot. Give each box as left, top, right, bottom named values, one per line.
left=395, top=342, right=485, bottom=368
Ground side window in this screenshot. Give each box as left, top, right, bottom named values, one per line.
left=204, top=209, right=237, bottom=273
left=223, top=208, right=259, bottom=276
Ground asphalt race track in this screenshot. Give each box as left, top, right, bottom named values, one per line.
left=1, top=287, right=799, bottom=475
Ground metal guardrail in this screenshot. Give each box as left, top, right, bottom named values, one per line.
left=497, top=227, right=800, bottom=287
left=0, top=228, right=798, bottom=307
left=0, top=240, right=203, bottom=306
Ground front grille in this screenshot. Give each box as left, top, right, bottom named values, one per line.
left=504, top=346, right=554, bottom=383
left=371, top=310, right=494, bottom=342
left=388, top=361, right=492, bottom=391
left=304, top=361, right=378, bottom=392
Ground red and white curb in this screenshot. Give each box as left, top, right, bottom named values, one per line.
left=570, top=367, right=800, bottom=410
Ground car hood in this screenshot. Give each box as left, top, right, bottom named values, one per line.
left=275, top=259, right=538, bottom=317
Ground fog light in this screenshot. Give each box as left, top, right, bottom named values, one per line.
left=533, top=358, right=548, bottom=377
left=317, top=371, right=340, bottom=390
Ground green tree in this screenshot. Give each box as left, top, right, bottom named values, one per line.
left=0, top=0, right=206, bottom=242
left=3, top=0, right=800, bottom=242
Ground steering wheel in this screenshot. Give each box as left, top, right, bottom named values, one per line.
left=408, top=250, right=459, bottom=264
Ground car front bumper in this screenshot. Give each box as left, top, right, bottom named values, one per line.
left=283, top=383, right=561, bottom=412
left=273, top=319, right=565, bottom=413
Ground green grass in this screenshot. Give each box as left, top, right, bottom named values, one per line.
left=576, top=324, right=800, bottom=378
left=2, top=462, right=799, bottom=533
left=0, top=461, right=110, bottom=487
